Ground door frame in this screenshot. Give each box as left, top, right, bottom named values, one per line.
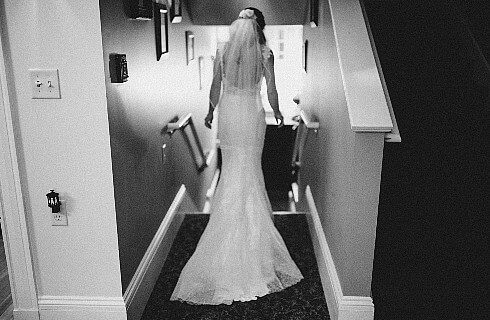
left=0, top=22, right=40, bottom=320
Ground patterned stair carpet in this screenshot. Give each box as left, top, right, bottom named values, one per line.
left=0, top=227, right=12, bottom=316
left=141, top=214, right=329, bottom=320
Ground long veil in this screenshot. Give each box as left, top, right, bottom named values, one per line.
left=220, top=18, right=263, bottom=90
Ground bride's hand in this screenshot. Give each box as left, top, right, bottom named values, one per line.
left=274, top=111, right=284, bottom=128
left=204, top=113, right=213, bottom=129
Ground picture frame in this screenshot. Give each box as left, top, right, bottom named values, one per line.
left=153, top=2, right=169, bottom=61
left=310, top=0, right=319, bottom=28
left=186, top=31, right=195, bottom=65
left=198, top=56, right=204, bottom=90
left=170, top=0, right=182, bottom=23
left=302, top=39, right=308, bottom=73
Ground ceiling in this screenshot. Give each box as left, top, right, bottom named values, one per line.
left=184, top=0, right=310, bottom=25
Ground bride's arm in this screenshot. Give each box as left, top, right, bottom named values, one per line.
left=209, top=51, right=222, bottom=113
left=205, top=50, right=222, bottom=128
left=264, top=51, right=284, bottom=126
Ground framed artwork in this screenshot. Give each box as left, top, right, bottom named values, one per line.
left=198, top=56, right=204, bottom=90
left=170, top=0, right=182, bottom=23
left=154, top=2, right=169, bottom=61
left=186, top=31, right=195, bottom=65
left=302, top=40, right=308, bottom=72
left=310, top=0, right=319, bottom=27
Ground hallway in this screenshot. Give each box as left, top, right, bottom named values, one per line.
left=4, top=0, right=487, bottom=319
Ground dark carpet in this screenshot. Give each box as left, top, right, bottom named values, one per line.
left=141, top=214, right=329, bottom=320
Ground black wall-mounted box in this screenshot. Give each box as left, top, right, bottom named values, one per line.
left=109, top=53, right=129, bottom=83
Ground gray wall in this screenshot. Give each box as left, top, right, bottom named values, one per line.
left=298, top=0, right=385, bottom=297
left=99, top=0, right=217, bottom=291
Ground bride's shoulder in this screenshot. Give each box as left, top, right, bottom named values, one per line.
left=261, top=45, right=273, bottom=60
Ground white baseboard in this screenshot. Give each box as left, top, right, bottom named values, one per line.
left=0, top=304, right=13, bottom=320
left=12, top=308, right=38, bottom=320
left=305, top=186, right=374, bottom=320
left=38, top=296, right=126, bottom=320
left=123, top=185, right=188, bottom=320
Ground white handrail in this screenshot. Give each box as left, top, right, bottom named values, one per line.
left=360, top=0, right=401, bottom=142
left=163, top=113, right=208, bottom=172
left=299, top=110, right=320, bottom=129
left=166, top=113, right=192, bottom=132
left=291, top=109, right=319, bottom=170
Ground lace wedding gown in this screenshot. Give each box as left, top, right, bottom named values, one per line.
left=170, top=38, right=303, bottom=305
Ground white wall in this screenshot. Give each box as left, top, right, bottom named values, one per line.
left=99, top=0, right=218, bottom=291
left=298, top=0, right=385, bottom=297
left=1, top=0, right=125, bottom=318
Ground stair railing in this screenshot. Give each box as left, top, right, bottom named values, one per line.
left=162, top=113, right=208, bottom=172
left=291, top=109, right=319, bottom=169
left=291, top=109, right=319, bottom=202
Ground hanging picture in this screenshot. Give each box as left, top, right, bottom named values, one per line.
left=302, top=40, right=308, bottom=72
left=170, top=0, right=182, bottom=23
left=186, top=31, right=195, bottom=65
left=198, top=56, right=204, bottom=90
left=154, top=2, right=169, bottom=61
left=310, top=0, right=319, bottom=27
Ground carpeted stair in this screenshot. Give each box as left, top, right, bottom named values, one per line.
left=0, top=227, right=12, bottom=316
left=141, top=213, right=329, bottom=320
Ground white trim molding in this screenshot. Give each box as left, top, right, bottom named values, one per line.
left=328, top=0, right=393, bottom=133
left=359, top=0, right=401, bottom=143
left=124, top=184, right=188, bottom=320
left=38, top=296, right=126, bottom=320
left=0, top=22, right=40, bottom=320
left=305, top=186, right=374, bottom=320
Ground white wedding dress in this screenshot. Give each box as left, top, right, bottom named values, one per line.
left=170, top=19, right=303, bottom=305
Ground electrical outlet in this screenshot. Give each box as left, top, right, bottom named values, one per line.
left=52, top=201, right=68, bottom=226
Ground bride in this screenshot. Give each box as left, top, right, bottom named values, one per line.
left=170, top=7, right=303, bottom=305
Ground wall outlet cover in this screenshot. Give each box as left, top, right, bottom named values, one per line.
left=51, top=201, right=68, bottom=226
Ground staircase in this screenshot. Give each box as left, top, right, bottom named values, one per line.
left=140, top=212, right=330, bottom=320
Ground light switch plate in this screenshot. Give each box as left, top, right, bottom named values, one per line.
left=29, top=69, right=61, bottom=99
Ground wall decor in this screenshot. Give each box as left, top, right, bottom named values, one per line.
left=310, top=0, right=319, bottom=27
left=198, top=56, right=204, bottom=90
left=109, top=53, right=129, bottom=83
left=302, top=39, right=308, bottom=72
left=124, top=0, right=152, bottom=20
left=170, top=0, right=182, bottom=23
left=186, top=31, right=195, bottom=65
left=154, top=2, right=169, bottom=61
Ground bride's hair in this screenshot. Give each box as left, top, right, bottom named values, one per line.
left=245, top=7, right=266, bottom=45
left=220, top=7, right=267, bottom=89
